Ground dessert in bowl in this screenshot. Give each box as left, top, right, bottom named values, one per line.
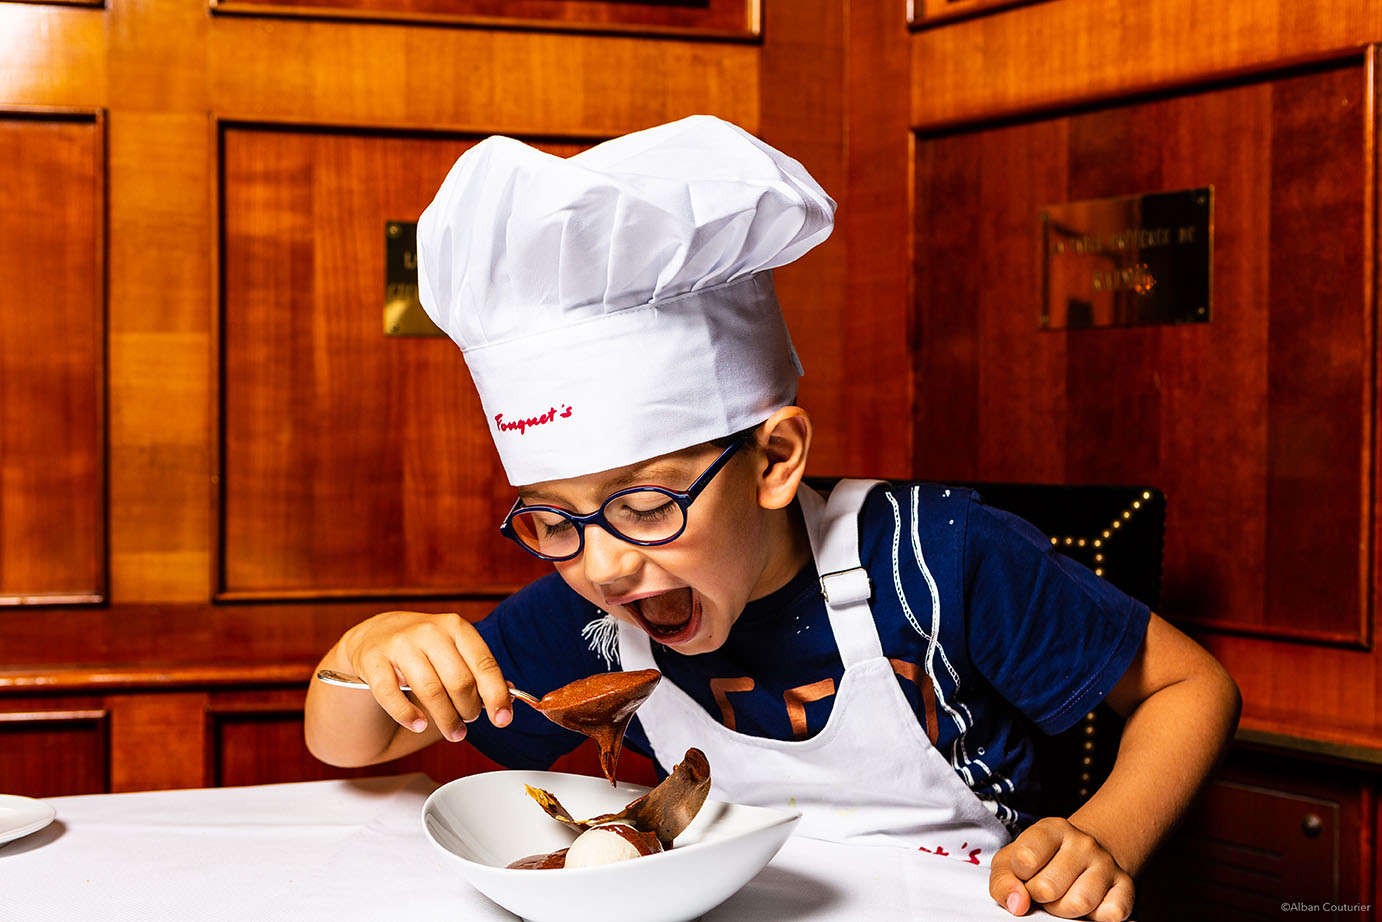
left=422, top=764, right=799, bottom=922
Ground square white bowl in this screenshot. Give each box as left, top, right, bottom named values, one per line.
left=423, top=770, right=800, bottom=922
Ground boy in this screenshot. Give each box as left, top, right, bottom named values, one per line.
left=305, top=116, right=1240, bottom=920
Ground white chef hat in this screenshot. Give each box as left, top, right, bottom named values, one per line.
left=416, top=115, right=835, bottom=486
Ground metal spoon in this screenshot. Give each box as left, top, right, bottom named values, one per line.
left=316, top=668, right=541, bottom=705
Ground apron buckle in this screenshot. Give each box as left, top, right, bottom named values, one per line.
left=819, top=567, right=873, bottom=607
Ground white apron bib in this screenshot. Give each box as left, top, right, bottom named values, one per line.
left=617, top=480, right=1011, bottom=864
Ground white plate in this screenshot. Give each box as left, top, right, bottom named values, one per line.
left=0, top=794, right=56, bottom=846
left=423, top=770, right=800, bottom=922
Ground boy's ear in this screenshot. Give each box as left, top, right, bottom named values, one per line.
left=754, top=406, right=812, bottom=510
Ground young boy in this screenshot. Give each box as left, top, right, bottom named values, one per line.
left=304, top=115, right=1240, bottom=921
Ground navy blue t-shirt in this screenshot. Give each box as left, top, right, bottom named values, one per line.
left=464, top=482, right=1149, bottom=831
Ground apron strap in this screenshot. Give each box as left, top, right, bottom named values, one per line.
left=800, top=479, right=886, bottom=668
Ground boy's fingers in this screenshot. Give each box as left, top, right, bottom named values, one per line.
left=988, top=851, right=1032, bottom=916
left=396, top=652, right=469, bottom=742
left=1033, top=864, right=1109, bottom=919
left=1023, top=840, right=1092, bottom=905
left=359, top=656, right=428, bottom=733
left=1026, top=860, right=1132, bottom=921
left=452, top=619, right=513, bottom=727
left=1006, top=819, right=1066, bottom=879
left=420, top=645, right=483, bottom=732
left=1088, top=875, right=1135, bottom=922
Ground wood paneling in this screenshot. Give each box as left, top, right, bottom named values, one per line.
left=206, top=20, right=759, bottom=132
left=0, top=705, right=108, bottom=797
left=109, top=692, right=209, bottom=791
left=0, top=112, right=105, bottom=605
left=211, top=0, right=757, bottom=38
left=913, top=59, right=1373, bottom=646
left=219, top=127, right=581, bottom=598
left=909, top=0, right=1050, bottom=31
left=901, top=0, right=1382, bottom=861
left=757, top=0, right=869, bottom=476
left=0, top=8, right=105, bottom=106
left=910, top=0, right=1382, bottom=129
left=0, top=602, right=494, bottom=668
left=827, top=0, right=913, bottom=479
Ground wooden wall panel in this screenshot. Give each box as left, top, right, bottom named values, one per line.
left=757, top=0, right=868, bottom=477
left=0, top=705, right=108, bottom=797
left=824, top=0, right=913, bottom=480
left=206, top=20, right=759, bottom=133
left=0, top=113, right=105, bottom=605
left=910, top=0, right=1049, bottom=31
left=911, top=0, right=1382, bottom=129
left=109, top=692, right=209, bottom=791
left=211, top=0, right=756, bottom=37
left=913, top=59, right=1373, bottom=645
left=220, top=127, right=584, bottom=598
left=0, top=7, right=105, bottom=106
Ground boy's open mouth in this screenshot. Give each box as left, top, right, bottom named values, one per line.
left=628, top=588, right=701, bottom=645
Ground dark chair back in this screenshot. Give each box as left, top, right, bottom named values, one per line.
left=804, top=477, right=1166, bottom=818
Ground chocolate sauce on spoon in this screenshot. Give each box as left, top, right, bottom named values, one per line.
left=517, top=668, right=661, bottom=784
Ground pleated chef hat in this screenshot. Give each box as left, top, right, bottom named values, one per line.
left=416, top=115, right=835, bottom=486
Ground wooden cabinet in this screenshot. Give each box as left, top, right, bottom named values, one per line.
left=1140, top=746, right=1376, bottom=920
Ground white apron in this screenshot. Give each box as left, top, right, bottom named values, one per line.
left=617, top=480, right=1012, bottom=864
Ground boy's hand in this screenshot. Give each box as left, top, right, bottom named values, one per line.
left=337, top=610, right=514, bottom=743
left=988, top=817, right=1134, bottom=920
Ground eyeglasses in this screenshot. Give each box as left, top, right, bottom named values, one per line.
left=500, top=433, right=751, bottom=561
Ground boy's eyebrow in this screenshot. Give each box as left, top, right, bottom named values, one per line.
left=600, top=464, right=687, bottom=492
left=519, top=464, right=691, bottom=507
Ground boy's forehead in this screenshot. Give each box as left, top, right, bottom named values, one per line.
left=517, top=446, right=709, bottom=506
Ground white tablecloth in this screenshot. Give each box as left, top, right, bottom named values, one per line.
left=0, top=775, right=1034, bottom=922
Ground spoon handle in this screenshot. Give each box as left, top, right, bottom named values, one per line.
left=317, top=668, right=401, bottom=691
left=315, top=668, right=541, bottom=707
left=507, top=687, right=542, bottom=707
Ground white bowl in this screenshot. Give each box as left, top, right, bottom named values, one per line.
left=422, top=770, right=800, bottom=922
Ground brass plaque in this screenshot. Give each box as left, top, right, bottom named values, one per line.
left=384, top=221, right=446, bottom=337
left=1040, top=187, right=1211, bottom=329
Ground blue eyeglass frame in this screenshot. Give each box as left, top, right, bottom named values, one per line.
left=499, top=432, right=752, bottom=561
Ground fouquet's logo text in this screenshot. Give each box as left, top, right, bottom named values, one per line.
left=495, top=404, right=573, bottom=435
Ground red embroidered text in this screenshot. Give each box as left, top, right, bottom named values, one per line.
left=495, top=405, right=573, bottom=435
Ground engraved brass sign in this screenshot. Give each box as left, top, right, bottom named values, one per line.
left=384, top=221, right=446, bottom=337
left=1040, top=187, right=1211, bottom=330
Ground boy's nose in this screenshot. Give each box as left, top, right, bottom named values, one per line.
left=580, top=523, right=643, bottom=587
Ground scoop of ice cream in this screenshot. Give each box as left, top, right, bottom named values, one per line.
left=563, top=821, right=663, bottom=868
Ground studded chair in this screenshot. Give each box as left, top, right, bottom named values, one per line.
left=804, top=478, right=1166, bottom=819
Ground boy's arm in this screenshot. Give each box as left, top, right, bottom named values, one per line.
left=989, top=612, right=1241, bottom=919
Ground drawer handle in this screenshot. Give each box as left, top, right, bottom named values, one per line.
left=1301, top=813, right=1324, bottom=838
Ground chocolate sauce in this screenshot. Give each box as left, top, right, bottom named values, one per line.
left=505, top=847, right=569, bottom=870
left=535, top=668, right=660, bottom=784
left=597, top=822, right=662, bottom=856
